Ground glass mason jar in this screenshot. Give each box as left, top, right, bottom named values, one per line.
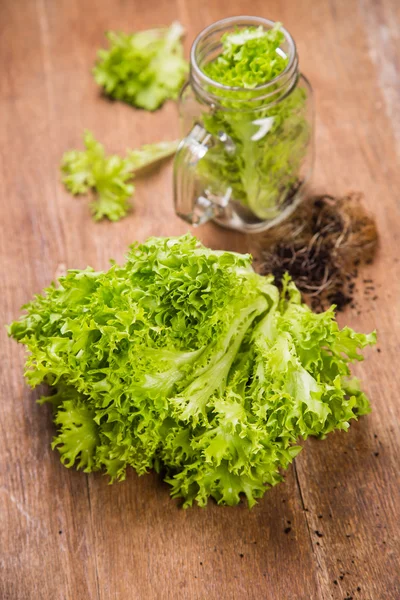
left=173, top=16, right=314, bottom=233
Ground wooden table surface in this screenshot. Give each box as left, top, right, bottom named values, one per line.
left=1, top=1, right=399, bottom=599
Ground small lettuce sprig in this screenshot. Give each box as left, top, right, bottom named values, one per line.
left=61, top=131, right=178, bottom=221
left=9, top=235, right=376, bottom=508
left=93, top=22, right=188, bottom=111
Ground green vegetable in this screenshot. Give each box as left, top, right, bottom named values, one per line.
left=61, top=131, right=178, bottom=221
left=199, top=23, right=310, bottom=220
left=9, top=235, right=375, bottom=507
left=93, top=22, right=188, bottom=111
left=204, top=25, right=288, bottom=88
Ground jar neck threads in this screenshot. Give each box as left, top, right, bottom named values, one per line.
left=190, top=16, right=299, bottom=111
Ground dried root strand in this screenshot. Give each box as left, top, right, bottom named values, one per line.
left=251, top=192, right=378, bottom=312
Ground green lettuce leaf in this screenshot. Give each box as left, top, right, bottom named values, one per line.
left=61, top=132, right=178, bottom=221
left=198, top=23, right=311, bottom=220
left=93, top=22, right=188, bottom=111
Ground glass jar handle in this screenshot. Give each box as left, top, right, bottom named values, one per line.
left=173, top=124, right=234, bottom=226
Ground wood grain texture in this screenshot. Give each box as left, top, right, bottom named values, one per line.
left=0, top=0, right=399, bottom=599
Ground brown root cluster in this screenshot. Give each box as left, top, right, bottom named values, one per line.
left=251, top=192, right=378, bottom=312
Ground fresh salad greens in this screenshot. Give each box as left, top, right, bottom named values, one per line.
left=9, top=235, right=375, bottom=508
left=198, top=23, right=310, bottom=220
left=204, top=24, right=288, bottom=87
left=61, top=131, right=178, bottom=221
left=93, top=22, right=188, bottom=111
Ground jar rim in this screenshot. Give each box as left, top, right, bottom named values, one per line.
left=190, top=16, right=297, bottom=94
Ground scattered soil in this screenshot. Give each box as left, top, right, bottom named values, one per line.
left=251, top=192, right=378, bottom=312
left=315, top=530, right=324, bottom=538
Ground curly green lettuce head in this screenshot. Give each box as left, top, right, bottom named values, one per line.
left=9, top=235, right=375, bottom=507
